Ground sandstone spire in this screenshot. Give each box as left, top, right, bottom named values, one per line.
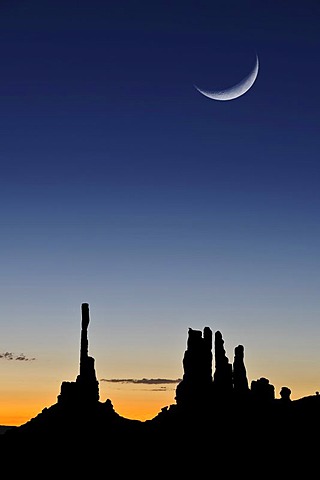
left=58, top=302, right=99, bottom=404
left=213, top=330, right=233, bottom=398
left=175, top=327, right=213, bottom=409
left=76, top=303, right=99, bottom=402
left=232, top=344, right=249, bottom=397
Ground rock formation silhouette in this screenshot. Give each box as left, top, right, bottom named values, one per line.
left=1, top=302, right=320, bottom=474
left=57, top=303, right=99, bottom=405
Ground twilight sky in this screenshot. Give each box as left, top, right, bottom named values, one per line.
left=1, top=0, right=320, bottom=425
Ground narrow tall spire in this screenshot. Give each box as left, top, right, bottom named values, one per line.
left=58, top=302, right=99, bottom=404
left=80, top=302, right=90, bottom=376
left=76, top=302, right=99, bottom=402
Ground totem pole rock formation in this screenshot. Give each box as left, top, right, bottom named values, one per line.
left=58, top=303, right=99, bottom=405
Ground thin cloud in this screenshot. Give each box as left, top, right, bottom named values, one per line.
left=0, top=352, right=36, bottom=361
left=100, top=378, right=181, bottom=385
left=148, top=386, right=174, bottom=392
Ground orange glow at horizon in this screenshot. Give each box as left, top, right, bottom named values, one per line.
left=99, top=382, right=177, bottom=421
left=0, top=396, right=50, bottom=427
left=1, top=366, right=319, bottom=427
left=0, top=383, right=177, bottom=426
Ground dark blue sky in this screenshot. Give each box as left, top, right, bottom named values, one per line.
left=0, top=1, right=320, bottom=419
left=1, top=1, right=319, bottom=192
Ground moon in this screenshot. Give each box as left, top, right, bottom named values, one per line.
left=194, top=54, right=259, bottom=101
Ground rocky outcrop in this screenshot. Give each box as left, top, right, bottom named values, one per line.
left=279, top=386, right=291, bottom=402
left=250, top=377, right=275, bottom=402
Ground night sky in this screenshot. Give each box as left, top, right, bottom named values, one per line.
left=1, top=0, right=320, bottom=424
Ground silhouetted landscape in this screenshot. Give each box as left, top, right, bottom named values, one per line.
left=1, top=302, right=319, bottom=473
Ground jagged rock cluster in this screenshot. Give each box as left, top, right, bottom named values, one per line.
left=175, top=326, right=281, bottom=410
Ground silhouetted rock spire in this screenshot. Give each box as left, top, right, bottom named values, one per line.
left=175, top=327, right=213, bottom=409
left=76, top=302, right=99, bottom=401
left=58, top=302, right=99, bottom=404
left=233, top=344, right=249, bottom=397
left=80, top=302, right=90, bottom=370
left=213, top=330, right=233, bottom=398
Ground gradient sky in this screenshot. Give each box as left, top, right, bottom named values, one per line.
left=1, top=0, right=320, bottom=425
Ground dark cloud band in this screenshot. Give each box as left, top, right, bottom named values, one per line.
left=0, top=352, right=35, bottom=361
left=100, top=377, right=181, bottom=385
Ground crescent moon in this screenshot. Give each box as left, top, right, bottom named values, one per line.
left=194, top=54, right=259, bottom=101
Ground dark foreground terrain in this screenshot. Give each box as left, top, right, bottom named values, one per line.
left=1, top=303, right=319, bottom=475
